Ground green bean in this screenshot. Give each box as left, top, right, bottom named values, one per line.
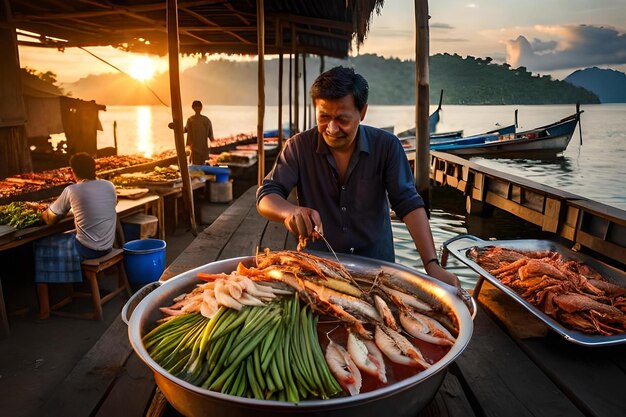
left=300, top=307, right=324, bottom=391
left=261, top=324, right=283, bottom=372
left=202, top=327, right=240, bottom=388
left=221, top=364, right=239, bottom=394
left=208, top=307, right=247, bottom=341
left=259, top=318, right=281, bottom=361
left=246, top=356, right=263, bottom=399
left=281, top=310, right=299, bottom=403
left=309, top=315, right=342, bottom=397
left=269, top=355, right=284, bottom=391
left=143, top=313, right=200, bottom=341
left=264, top=365, right=276, bottom=393
left=208, top=321, right=274, bottom=391
left=225, top=311, right=279, bottom=366
left=233, top=365, right=248, bottom=397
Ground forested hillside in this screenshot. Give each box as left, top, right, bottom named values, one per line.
left=62, top=53, right=601, bottom=106
left=352, top=53, right=600, bottom=105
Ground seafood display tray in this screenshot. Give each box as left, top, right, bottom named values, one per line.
left=443, top=234, right=626, bottom=347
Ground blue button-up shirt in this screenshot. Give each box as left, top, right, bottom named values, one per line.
left=257, top=125, right=424, bottom=262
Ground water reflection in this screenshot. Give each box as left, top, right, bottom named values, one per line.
left=473, top=156, right=576, bottom=189
left=136, top=106, right=153, bottom=157
left=392, top=209, right=480, bottom=290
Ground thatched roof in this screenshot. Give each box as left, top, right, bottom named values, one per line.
left=10, top=0, right=385, bottom=58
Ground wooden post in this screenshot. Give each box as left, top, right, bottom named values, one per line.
left=256, top=0, right=266, bottom=185
left=302, top=53, right=307, bottom=130
left=166, top=0, right=197, bottom=234
left=294, top=52, right=299, bottom=133
left=292, top=26, right=299, bottom=134
left=288, top=53, right=293, bottom=136
left=0, top=0, right=31, bottom=178
left=113, top=120, right=118, bottom=152
left=414, top=0, right=431, bottom=210
left=278, top=52, right=284, bottom=149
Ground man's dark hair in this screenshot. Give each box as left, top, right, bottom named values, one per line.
left=310, top=66, right=369, bottom=111
left=69, top=152, right=96, bottom=180
left=192, top=100, right=202, bottom=108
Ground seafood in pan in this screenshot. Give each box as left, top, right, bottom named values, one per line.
left=152, top=249, right=458, bottom=398
left=469, top=246, right=626, bottom=336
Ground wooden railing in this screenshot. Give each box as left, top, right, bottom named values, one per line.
left=430, top=151, right=626, bottom=267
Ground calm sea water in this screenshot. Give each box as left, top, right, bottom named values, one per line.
left=94, top=103, right=626, bottom=210
left=90, top=104, right=626, bottom=288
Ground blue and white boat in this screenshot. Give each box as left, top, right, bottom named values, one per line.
left=431, top=111, right=582, bottom=158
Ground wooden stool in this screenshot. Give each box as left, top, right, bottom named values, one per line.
left=37, top=249, right=132, bottom=320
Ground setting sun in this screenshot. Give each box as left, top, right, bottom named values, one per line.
left=129, top=56, right=155, bottom=81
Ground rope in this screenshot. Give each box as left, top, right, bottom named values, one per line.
left=78, top=47, right=169, bottom=107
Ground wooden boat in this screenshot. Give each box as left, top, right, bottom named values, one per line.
left=397, top=90, right=463, bottom=140
left=430, top=111, right=582, bottom=158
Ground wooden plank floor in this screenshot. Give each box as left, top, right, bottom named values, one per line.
left=43, top=186, right=626, bottom=417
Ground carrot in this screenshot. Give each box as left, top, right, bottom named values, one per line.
left=197, top=272, right=229, bottom=282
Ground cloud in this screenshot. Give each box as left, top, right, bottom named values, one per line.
left=506, top=24, right=626, bottom=71
left=432, top=38, right=469, bottom=43
left=431, top=22, right=454, bottom=30
left=369, top=26, right=412, bottom=38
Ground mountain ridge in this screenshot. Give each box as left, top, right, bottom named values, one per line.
left=59, top=54, right=605, bottom=106
left=564, top=67, right=626, bottom=103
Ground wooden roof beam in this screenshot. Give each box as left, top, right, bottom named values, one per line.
left=179, top=7, right=253, bottom=45
left=296, top=27, right=352, bottom=42
left=274, top=13, right=352, bottom=33
left=12, top=0, right=224, bottom=21
left=223, top=2, right=253, bottom=25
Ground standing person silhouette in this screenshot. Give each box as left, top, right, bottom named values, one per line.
left=184, top=100, right=214, bottom=165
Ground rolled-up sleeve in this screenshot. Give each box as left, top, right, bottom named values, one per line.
left=385, top=138, right=424, bottom=219
left=256, top=137, right=300, bottom=205
left=49, top=186, right=72, bottom=216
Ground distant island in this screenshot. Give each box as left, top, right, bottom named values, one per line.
left=564, top=67, right=626, bottom=103
left=53, top=53, right=614, bottom=106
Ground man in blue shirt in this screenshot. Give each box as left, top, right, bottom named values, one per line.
left=256, top=66, right=459, bottom=287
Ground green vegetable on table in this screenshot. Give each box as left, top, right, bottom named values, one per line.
left=143, top=294, right=342, bottom=402
left=0, top=202, right=44, bottom=229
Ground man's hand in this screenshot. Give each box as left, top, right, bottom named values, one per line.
left=425, top=262, right=461, bottom=288
left=283, top=206, right=323, bottom=239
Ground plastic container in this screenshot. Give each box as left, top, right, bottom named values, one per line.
left=123, top=239, right=166, bottom=291
left=189, top=164, right=230, bottom=182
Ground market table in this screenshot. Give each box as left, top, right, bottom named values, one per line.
left=0, top=193, right=163, bottom=338
left=34, top=186, right=626, bottom=417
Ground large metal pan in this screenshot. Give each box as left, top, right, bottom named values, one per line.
left=122, top=252, right=474, bottom=417
left=443, top=234, right=626, bottom=346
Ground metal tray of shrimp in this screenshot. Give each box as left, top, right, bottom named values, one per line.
left=443, top=234, right=626, bottom=346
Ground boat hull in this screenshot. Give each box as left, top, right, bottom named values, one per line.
left=431, top=114, right=580, bottom=159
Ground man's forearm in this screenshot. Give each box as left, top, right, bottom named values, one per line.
left=257, top=193, right=296, bottom=223
left=402, top=207, right=438, bottom=262
left=41, top=208, right=61, bottom=225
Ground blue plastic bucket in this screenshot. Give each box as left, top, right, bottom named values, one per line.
left=123, top=239, right=166, bottom=291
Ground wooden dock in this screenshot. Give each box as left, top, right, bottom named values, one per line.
left=34, top=186, right=626, bottom=417
left=429, top=150, right=626, bottom=268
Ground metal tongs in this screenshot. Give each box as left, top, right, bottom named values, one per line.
left=313, top=226, right=362, bottom=291
left=313, top=225, right=341, bottom=264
